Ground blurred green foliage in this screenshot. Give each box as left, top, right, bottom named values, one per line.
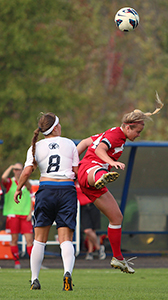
left=0, top=0, right=167, bottom=176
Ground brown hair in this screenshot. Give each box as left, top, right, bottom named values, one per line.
left=122, top=92, right=163, bottom=129
left=31, top=112, right=56, bottom=166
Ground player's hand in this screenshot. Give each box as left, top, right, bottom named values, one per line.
left=14, top=190, right=22, bottom=204
left=111, top=161, right=125, bottom=170
left=26, top=213, right=32, bottom=222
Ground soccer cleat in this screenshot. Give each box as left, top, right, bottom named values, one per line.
left=40, top=264, right=49, bottom=269
left=30, top=278, right=41, bottom=290
left=63, top=272, right=73, bottom=291
left=111, top=257, right=136, bottom=274
left=95, top=172, right=119, bottom=189
left=85, top=252, right=94, bottom=260
left=99, top=245, right=106, bottom=260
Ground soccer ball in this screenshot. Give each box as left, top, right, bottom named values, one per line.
left=114, top=7, right=139, bottom=32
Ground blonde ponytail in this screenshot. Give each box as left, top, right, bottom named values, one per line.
left=122, top=92, right=164, bottom=125
left=31, top=128, right=40, bottom=168
left=144, top=91, right=164, bottom=117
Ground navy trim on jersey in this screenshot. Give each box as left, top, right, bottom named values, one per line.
left=40, top=181, right=75, bottom=186
left=101, top=139, right=111, bottom=149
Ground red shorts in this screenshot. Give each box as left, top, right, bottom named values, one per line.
left=78, top=162, right=108, bottom=202
left=6, top=215, right=33, bottom=235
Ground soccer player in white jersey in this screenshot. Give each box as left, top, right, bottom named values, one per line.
left=77, top=97, right=163, bottom=274
left=14, top=112, right=79, bottom=291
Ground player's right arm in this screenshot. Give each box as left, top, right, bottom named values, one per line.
left=77, top=137, right=93, bottom=156
left=1, top=165, right=14, bottom=183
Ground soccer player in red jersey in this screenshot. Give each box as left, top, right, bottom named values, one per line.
left=77, top=97, right=163, bottom=273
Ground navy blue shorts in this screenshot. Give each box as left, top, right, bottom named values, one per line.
left=34, top=182, right=77, bottom=230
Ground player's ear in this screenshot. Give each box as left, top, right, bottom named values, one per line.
left=125, top=125, right=130, bottom=132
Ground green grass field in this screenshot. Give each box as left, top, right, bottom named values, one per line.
left=1, top=268, right=168, bottom=300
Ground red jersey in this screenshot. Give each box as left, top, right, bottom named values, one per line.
left=81, top=126, right=126, bottom=170
left=1, top=178, right=15, bottom=192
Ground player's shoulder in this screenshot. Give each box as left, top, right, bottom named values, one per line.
left=2, top=177, right=12, bottom=190
left=34, top=139, right=46, bottom=151
left=59, top=136, right=77, bottom=146
left=36, top=137, right=77, bottom=149
left=109, top=126, right=118, bottom=132
left=107, top=126, right=122, bottom=134
left=105, top=127, right=125, bottom=140
left=104, top=126, right=117, bottom=135
left=91, top=132, right=103, bottom=141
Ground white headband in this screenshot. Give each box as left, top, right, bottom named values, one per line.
left=42, top=116, right=59, bottom=135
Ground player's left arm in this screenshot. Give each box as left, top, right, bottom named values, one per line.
left=95, top=142, right=125, bottom=170
left=72, top=166, right=78, bottom=178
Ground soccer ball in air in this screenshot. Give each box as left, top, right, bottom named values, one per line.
left=114, top=7, right=139, bottom=32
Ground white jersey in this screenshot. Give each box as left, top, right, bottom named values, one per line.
left=24, top=137, right=79, bottom=180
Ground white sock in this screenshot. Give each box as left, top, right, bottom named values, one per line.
left=60, top=241, right=75, bottom=275
left=30, top=240, right=46, bottom=283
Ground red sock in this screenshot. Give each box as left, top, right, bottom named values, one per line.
left=107, top=226, right=123, bottom=260
left=94, top=169, right=108, bottom=182
left=10, top=245, right=20, bottom=263
left=27, top=245, right=33, bottom=257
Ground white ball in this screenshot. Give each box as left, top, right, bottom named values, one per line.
left=114, top=7, right=139, bottom=32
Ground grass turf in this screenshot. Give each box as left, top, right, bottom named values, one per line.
left=1, top=268, right=168, bottom=300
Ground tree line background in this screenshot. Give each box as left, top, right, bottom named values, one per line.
left=0, top=0, right=168, bottom=178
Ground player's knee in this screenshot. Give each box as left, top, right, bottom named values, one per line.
left=109, top=211, right=123, bottom=225
left=84, top=228, right=92, bottom=235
